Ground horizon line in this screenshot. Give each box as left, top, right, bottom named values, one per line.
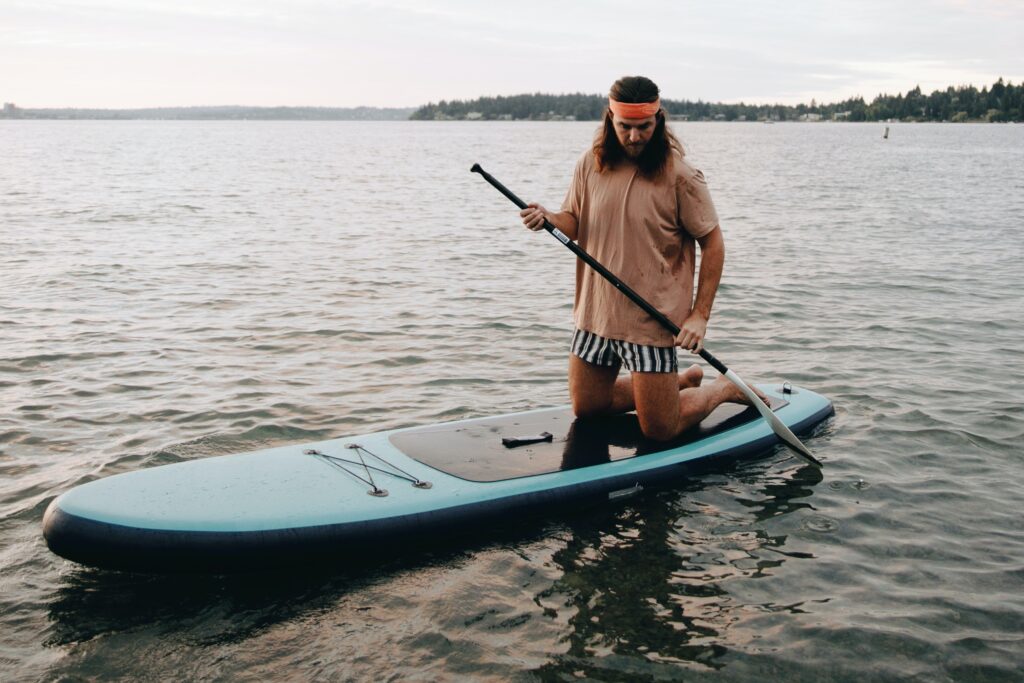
left=5, top=77, right=1016, bottom=112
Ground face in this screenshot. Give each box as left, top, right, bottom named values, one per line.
left=612, top=113, right=657, bottom=158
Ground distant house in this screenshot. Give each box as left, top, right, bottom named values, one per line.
left=833, top=111, right=851, bottom=120
left=466, top=111, right=484, bottom=120
left=798, top=113, right=822, bottom=122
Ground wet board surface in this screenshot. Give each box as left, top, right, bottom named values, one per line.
left=390, top=397, right=788, bottom=482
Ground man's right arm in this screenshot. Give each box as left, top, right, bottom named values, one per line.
left=519, top=203, right=579, bottom=241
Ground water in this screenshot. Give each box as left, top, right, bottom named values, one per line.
left=2, top=120, right=1022, bottom=681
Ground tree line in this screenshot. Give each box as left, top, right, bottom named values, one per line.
left=410, top=79, right=1023, bottom=122
left=4, top=80, right=1018, bottom=122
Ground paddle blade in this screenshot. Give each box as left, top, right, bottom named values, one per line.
left=723, top=370, right=823, bottom=467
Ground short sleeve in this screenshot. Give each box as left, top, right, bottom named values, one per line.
left=560, top=153, right=588, bottom=218
left=675, top=163, right=720, bottom=239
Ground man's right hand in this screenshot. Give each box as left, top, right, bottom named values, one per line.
left=519, top=203, right=549, bottom=231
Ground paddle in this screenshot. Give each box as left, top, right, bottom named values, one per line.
left=471, top=163, right=822, bottom=467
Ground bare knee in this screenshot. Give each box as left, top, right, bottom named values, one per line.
left=571, top=394, right=612, bottom=418
left=637, top=391, right=709, bottom=440
left=631, top=372, right=686, bottom=440
left=638, top=416, right=681, bottom=442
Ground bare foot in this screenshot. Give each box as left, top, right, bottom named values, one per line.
left=714, top=375, right=770, bottom=407
left=677, top=363, right=704, bottom=389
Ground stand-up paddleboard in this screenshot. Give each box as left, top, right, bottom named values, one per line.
left=43, top=384, right=832, bottom=573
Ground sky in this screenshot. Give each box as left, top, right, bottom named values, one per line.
left=1, top=0, right=1021, bottom=109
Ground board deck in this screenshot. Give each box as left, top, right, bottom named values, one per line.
left=392, top=397, right=787, bottom=482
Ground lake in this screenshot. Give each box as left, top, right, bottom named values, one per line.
left=1, top=120, right=1022, bottom=681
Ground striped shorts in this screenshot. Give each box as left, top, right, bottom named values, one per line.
left=571, top=328, right=678, bottom=374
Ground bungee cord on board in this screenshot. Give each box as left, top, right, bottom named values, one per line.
left=305, top=444, right=432, bottom=497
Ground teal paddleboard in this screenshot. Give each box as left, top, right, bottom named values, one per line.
left=43, top=384, right=833, bottom=572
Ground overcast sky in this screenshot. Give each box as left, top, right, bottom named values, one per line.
left=2, top=0, right=1021, bottom=108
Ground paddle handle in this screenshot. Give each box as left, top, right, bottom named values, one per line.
left=470, top=163, right=728, bottom=375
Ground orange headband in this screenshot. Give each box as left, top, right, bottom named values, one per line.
left=608, top=97, right=661, bottom=119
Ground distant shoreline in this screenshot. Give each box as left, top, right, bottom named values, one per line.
left=0, top=105, right=416, bottom=121
left=0, top=116, right=1015, bottom=124
left=2, top=79, right=1020, bottom=122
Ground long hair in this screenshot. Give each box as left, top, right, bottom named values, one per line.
left=593, top=76, right=683, bottom=180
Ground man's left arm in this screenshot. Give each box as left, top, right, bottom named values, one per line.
left=676, top=226, right=724, bottom=353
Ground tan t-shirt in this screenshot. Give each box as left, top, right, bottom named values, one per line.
left=561, top=150, right=720, bottom=347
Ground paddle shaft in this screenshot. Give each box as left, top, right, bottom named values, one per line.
left=470, top=163, right=822, bottom=467
left=470, top=163, right=726, bottom=374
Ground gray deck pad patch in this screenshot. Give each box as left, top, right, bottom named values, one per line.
left=390, top=397, right=787, bottom=482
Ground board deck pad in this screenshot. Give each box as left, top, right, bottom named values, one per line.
left=390, top=397, right=787, bottom=482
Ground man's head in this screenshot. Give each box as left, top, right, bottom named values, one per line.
left=593, top=75, right=682, bottom=178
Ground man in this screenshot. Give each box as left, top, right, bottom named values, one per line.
left=520, top=75, right=764, bottom=441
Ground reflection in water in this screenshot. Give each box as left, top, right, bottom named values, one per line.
left=44, top=444, right=823, bottom=679
left=558, top=401, right=777, bottom=472
left=43, top=453, right=825, bottom=680
left=43, top=431, right=824, bottom=680
left=46, top=568, right=355, bottom=649
left=533, top=457, right=823, bottom=677
left=559, top=415, right=634, bottom=470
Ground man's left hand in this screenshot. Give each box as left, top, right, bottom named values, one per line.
left=676, top=312, right=708, bottom=353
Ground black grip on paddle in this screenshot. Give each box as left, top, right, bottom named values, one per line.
left=700, top=350, right=727, bottom=374
left=471, top=164, right=528, bottom=209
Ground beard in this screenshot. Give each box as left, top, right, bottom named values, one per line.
left=623, top=141, right=646, bottom=158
